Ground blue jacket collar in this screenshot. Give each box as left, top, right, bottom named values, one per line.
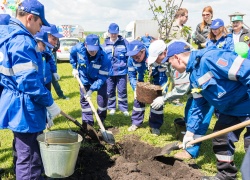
left=9, top=18, right=34, bottom=38
left=186, top=46, right=217, bottom=73
left=105, top=35, right=124, bottom=45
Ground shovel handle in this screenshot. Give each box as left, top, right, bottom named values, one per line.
left=75, top=76, right=106, bottom=132
left=183, top=120, right=250, bottom=148
left=60, top=111, right=82, bottom=128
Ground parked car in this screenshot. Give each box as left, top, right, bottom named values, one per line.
left=57, top=37, right=80, bottom=62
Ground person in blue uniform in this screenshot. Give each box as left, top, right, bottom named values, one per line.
left=41, top=24, right=62, bottom=92
left=206, top=18, right=234, bottom=51
left=165, top=40, right=250, bottom=180
left=70, top=34, right=111, bottom=126
left=148, top=39, right=214, bottom=160
left=126, top=40, right=167, bottom=135
left=102, top=23, right=129, bottom=116
left=140, top=32, right=155, bottom=48
left=0, top=0, right=61, bottom=179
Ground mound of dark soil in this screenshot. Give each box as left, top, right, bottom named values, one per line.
left=47, top=135, right=203, bottom=180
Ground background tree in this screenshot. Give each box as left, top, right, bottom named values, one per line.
left=147, top=0, right=185, bottom=42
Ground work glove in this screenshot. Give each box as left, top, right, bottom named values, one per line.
left=46, top=102, right=61, bottom=120
left=151, top=96, right=164, bottom=109
left=84, top=90, right=93, bottom=99
left=72, top=69, right=79, bottom=78
left=46, top=112, right=54, bottom=129
left=134, top=89, right=137, bottom=99
left=53, top=73, right=60, bottom=81
left=182, top=131, right=194, bottom=149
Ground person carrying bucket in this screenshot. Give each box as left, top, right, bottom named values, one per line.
left=0, top=0, right=61, bottom=179
left=70, top=34, right=111, bottom=126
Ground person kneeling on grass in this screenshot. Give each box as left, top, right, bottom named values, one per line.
left=70, top=34, right=111, bottom=126
left=126, top=40, right=168, bottom=136
left=165, top=40, right=250, bottom=180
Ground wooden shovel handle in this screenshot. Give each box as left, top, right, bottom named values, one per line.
left=183, top=120, right=250, bottom=148
left=75, top=75, right=106, bottom=132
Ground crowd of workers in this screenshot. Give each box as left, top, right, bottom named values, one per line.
left=0, top=0, right=250, bottom=179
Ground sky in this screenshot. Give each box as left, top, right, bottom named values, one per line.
left=41, top=0, right=250, bottom=32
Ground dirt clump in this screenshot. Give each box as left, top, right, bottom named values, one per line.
left=49, top=135, right=203, bottom=180
left=136, top=82, right=162, bottom=104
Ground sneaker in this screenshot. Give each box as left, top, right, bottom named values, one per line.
left=174, top=150, right=192, bottom=160
left=151, top=128, right=160, bottom=136
left=123, top=111, right=129, bottom=116
left=201, top=176, right=220, bottom=180
left=128, top=124, right=138, bottom=131
left=109, top=109, right=116, bottom=115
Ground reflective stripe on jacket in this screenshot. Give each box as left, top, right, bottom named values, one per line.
left=102, top=35, right=128, bottom=76
left=70, top=42, right=111, bottom=91
left=0, top=18, right=54, bottom=133
left=186, top=46, right=250, bottom=132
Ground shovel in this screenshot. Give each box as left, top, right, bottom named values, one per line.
left=75, top=75, right=115, bottom=145
left=60, top=111, right=100, bottom=142
left=155, top=119, right=250, bottom=157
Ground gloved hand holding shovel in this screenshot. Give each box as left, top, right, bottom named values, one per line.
left=153, top=120, right=250, bottom=157
left=182, top=131, right=194, bottom=149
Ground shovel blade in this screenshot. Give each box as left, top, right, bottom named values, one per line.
left=155, top=142, right=180, bottom=157
left=100, top=130, right=115, bottom=145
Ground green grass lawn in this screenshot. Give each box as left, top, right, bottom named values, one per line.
left=0, top=62, right=245, bottom=179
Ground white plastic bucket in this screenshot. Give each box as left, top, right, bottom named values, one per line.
left=37, top=130, right=83, bottom=178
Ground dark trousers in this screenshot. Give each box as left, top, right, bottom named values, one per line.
left=213, top=114, right=250, bottom=179
left=131, top=99, right=164, bottom=129
left=80, top=83, right=108, bottom=126
left=45, top=82, right=51, bottom=92
left=13, top=131, right=44, bottom=180
left=51, top=75, right=65, bottom=98
left=107, top=75, right=128, bottom=112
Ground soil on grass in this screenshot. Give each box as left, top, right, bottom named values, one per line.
left=59, top=133, right=203, bottom=180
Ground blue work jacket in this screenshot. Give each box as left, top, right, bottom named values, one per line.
left=186, top=46, right=250, bottom=133
left=102, top=35, right=128, bottom=76
left=0, top=18, right=54, bottom=133
left=127, top=49, right=167, bottom=91
left=70, top=42, right=111, bottom=91
left=206, top=34, right=234, bottom=51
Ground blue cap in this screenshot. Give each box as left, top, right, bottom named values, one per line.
left=108, top=23, right=119, bottom=34
left=165, top=41, right=191, bottom=62
left=126, top=40, right=145, bottom=56
left=34, top=30, right=54, bottom=48
left=85, top=34, right=100, bottom=51
left=0, top=14, right=11, bottom=25
left=18, top=0, right=50, bottom=27
left=41, top=24, right=64, bottom=38
left=210, top=19, right=224, bottom=29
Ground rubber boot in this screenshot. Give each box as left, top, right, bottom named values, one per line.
left=174, top=118, right=186, bottom=141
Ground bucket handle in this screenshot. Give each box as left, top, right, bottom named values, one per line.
left=44, top=128, right=49, bottom=147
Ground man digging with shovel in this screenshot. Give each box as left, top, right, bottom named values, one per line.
left=70, top=34, right=111, bottom=127
left=164, top=40, right=250, bottom=180
left=148, top=40, right=214, bottom=160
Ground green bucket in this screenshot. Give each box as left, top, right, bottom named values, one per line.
left=37, top=130, right=83, bottom=178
